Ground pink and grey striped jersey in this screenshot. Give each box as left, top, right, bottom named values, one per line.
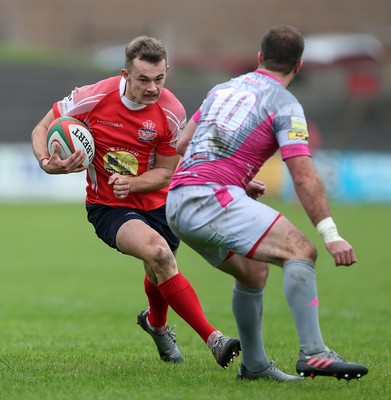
left=170, top=69, right=311, bottom=190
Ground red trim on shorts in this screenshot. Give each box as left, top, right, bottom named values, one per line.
left=245, top=213, right=282, bottom=259
left=223, top=251, right=235, bottom=263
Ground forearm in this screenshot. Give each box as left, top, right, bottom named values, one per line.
left=286, top=156, right=332, bottom=226
left=287, top=156, right=354, bottom=265
left=294, top=176, right=345, bottom=243
left=32, top=123, right=50, bottom=163
left=109, top=153, right=180, bottom=198
left=128, top=167, right=174, bottom=193
left=293, top=171, right=331, bottom=226
left=31, top=110, right=54, bottom=163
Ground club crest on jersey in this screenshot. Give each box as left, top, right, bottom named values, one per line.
left=138, top=120, right=157, bottom=142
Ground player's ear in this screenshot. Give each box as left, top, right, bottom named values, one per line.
left=257, top=52, right=263, bottom=65
left=121, top=68, right=129, bottom=80
left=293, top=60, right=303, bottom=74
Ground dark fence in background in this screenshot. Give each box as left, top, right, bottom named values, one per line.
left=1, top=63, right=390, bottom=152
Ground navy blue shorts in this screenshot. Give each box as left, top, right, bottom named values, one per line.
left=86, top=204, right=180, bottom=252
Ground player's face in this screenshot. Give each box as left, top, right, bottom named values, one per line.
left=122, top=58, right=168, bottom=105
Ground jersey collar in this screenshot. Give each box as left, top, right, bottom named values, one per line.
left=119, top=77, right=147, bottom=110
left=254, top=69, right=283, bottom=85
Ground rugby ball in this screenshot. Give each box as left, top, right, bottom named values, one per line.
left=47, top=116, right=95, bottom=168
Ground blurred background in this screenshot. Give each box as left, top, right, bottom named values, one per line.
left=1, top=0, right=391, bottom=203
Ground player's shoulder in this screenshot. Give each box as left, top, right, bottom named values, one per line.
left=74, top=75, right=121, bottom=98
left=279, top=88, right=303, bottom=112
left=91, top=75, right=121, bottom=92
left=158, top=88, right=186, bottom=119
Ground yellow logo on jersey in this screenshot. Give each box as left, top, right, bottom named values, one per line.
left=104, top=151, right=139, bottom=175
left=292, top=121, right=307, bottom=131
left=288, top=121, right=309, bottom=140
left=288, top=131, right=309, bottom=140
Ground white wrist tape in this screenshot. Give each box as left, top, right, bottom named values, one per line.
left=316, top=217, right=344, bottom=243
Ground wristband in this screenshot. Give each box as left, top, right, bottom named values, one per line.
left=39, top=157, right=50, bottom=170
left=316, top=217, right=343, bottom=243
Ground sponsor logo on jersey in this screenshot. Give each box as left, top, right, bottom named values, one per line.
left=288, top=131, right=309, bottom=140
left=288, top=120, right=309, bottom=140
left=103, top=151, right=138, bottom=175
left=138, top=120, right=158, bottom=142
left=244, top=76, right=265, bottom=87
left=97, top=119, right=124, bottom=128
left=291, top=120, right=307, bottom=131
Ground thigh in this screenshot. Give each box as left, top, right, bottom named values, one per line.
left=117, top=219, right=178, bottom=282
left=251, top=215, right=316, bottom=267
left=116, top=218, right=167, bottom=259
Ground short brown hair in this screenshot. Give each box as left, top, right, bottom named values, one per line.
left=261, top=25, right=304, bottom=75
left=125, top=36, right=167, bottom=69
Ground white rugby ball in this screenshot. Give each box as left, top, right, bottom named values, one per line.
left=47, top=116, right=95, bottom=168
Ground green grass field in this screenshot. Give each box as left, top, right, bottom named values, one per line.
left=0, top=201, right=390, bottom=399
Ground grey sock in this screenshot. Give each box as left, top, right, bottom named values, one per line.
left=232, top=282, right=269, bottom=371
left=283, top=259, right=327, bottom=354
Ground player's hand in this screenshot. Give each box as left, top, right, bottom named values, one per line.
left=108, top=173, right=131, bottom=199
left=40, top=143, right=86, bottom=174
left=246, top=179, right=267, bottom=199
left=325, top=239, right=357, bottom=267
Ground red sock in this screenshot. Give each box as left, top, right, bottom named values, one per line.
left=158, top=271, right=216, bottom=343
left=144, top=275, right=168, bottom=328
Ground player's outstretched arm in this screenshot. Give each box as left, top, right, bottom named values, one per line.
left=285, top=155, right=357, bottom=267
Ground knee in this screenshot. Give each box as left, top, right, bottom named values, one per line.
left=148, top=239, right=177, bottom=274
left=298, top=235, right=317, bottom=263
left=235, top=260, right=269, bottom=289
left=308, top=242, right=318, bottom=262
left=150, top=242, right=174, bottom=265
left=253, top=262, right=269, bottom=288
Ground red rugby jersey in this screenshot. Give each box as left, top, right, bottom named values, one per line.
left=53, top=76, right=186, bottom=210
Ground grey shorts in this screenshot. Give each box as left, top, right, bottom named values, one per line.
left=166, top=184, right=280, bottom=267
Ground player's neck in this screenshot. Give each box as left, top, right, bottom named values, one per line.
left=257, top=66, right=294, bottom=89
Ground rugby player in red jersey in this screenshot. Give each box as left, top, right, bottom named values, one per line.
left=32, top=36, right=240, bottom=368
